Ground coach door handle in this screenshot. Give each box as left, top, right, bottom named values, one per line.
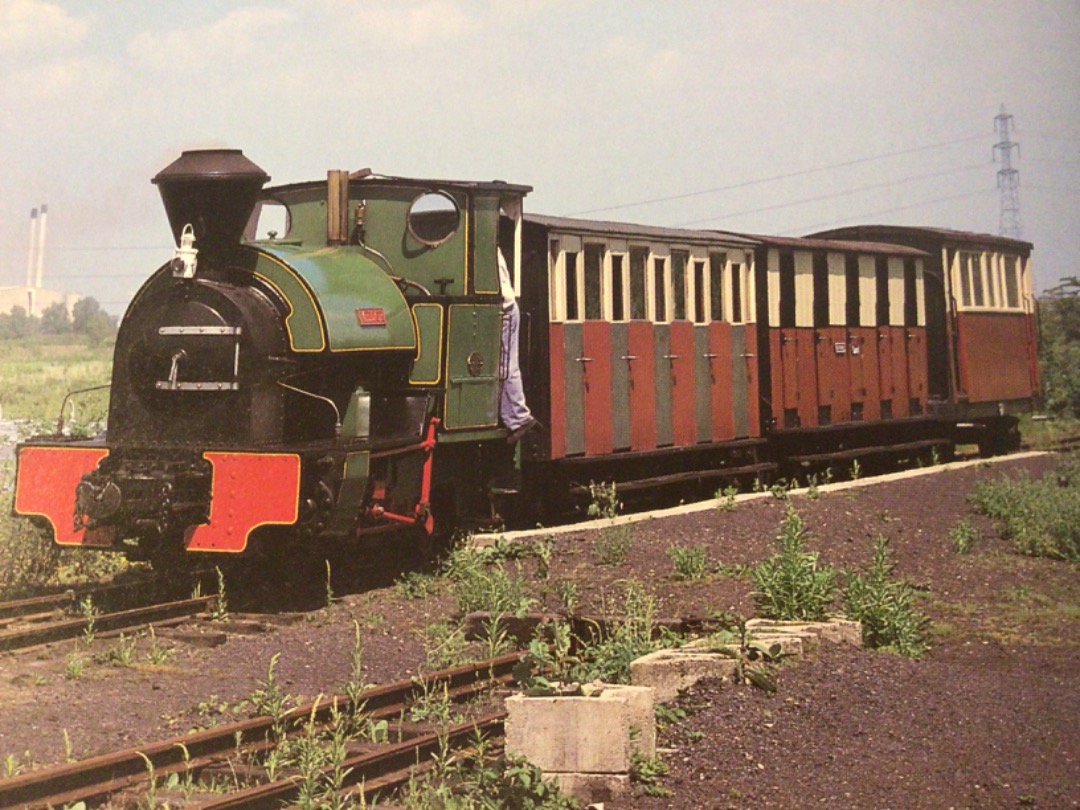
left=576, top=356, right=593, bottom=363
left=703, top=352, right=721, bottom=359
left=620, top=355, right=638, bottom=362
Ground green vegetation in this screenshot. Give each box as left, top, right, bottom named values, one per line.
left=404, top=735, right=579, bottom=810
left=750, top=503, right=836, bottom=621
left=949, top=519, right=982, bottom=554
left=0, top=464, right=133, bottom=598
left=842, top=537, right=930, bottom=658
left=588, top=481, right=635, bottom=565
left=0, top=332, right=113, bottom=426
left=1038, top=278, right=1080, bottom=418
left=665, top=543, right=711, bottom=581
left=443, top=542, right=536, bottom=617
left=968, top=454, right=1080, bottom=561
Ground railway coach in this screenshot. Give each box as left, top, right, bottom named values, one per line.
left=812, top=225, right=1038, bottom=455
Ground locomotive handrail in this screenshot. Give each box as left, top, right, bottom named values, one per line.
left=56, top=384, right=110, bottom=435
left=275, top=380, right=342, bottom=435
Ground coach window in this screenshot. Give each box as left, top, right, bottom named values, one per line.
left=812, top=252, right=829, bottom=328
left=550, top=235, right=583, bottom=322
left=566, top=249, right=582, bottom=320
left=548, top=239, right=560, bottom=319
left=650, top=252, right=670, bottom=322
left=608, top=251, right=629, bottom=321
left=708, top=253, right=725, bottom=323
left=779, top=251, right=797, bottom=328
left=844, top=255, right=861, bottom=326
left=692, top=257, right=707, bottom=323
left=672, top=250, right=689, bottom=321
left=875, top=256, right=890, bottom=326
left=1002, top=255, right=1020, bottom=309
left=584, top=244, right=604, bottom=320
left=630, top=247, right=648, bottom=320
left=730, top=260, right=745, bottom=323
left=903, top=260, right=918, bottom=326
left=957, top=251, right=987, bottom=308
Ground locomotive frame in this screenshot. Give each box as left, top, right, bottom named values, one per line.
left=12, top=150, right=1041, bottom=563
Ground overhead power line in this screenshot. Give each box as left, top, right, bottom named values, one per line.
left=674, top=163, right=987, bottom=228
left=782, top=188, right=992, bottom=236
left=564, top=132, right=991, bottom=217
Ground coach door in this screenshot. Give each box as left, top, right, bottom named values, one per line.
left=845, top=255, right=878, bottom=421
left=811, top=252, right=851, bottom=426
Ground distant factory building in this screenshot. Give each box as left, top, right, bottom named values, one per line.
left=0, top=205, right=80, bottom=316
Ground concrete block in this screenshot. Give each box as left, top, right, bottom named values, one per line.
left=552, top=772, right=630, bottom=804
left=746, top=632, right=804, bottom=658
left=630, top=649, right=737, bottom=703
left=504, top=684, right=656, bottom=774
left=745, top=618, right=863, bottom=647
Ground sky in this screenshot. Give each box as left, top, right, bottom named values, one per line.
left=1, top=0, right=1078, bottom=313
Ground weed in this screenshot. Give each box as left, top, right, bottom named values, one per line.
left=144, top=626, right=175, bottom=665
left=850, top=459, right=862, bottom=480
left=247, top=653, right=294, bottom=740
left=394, top=570, right=438, bottom=600
left=703, top=611, right=783, bottom=693
left=654, top=703, right=687, bottom=729
left=805, top=469, right=833, bottom=500
left=480, top=613, right=513, bottom=659
left=78, top=595, right=99, bottom=646
left=209, top=566, right=229, bottom=621
left=750, top=503, right=836, bottom=621
left=588, top=481, right=635, bottom=566
left=3, top=751, right=33, bottom=777
left=631, top=748, right=672, bottom=797
left=402, top=736, right=576, bottom=810
left=533, top=535, right=554, bottom=579
left=716, top=484, right=739, bottom=512
left=969, top=461, right=1080, bottom=560
left=769, top=478, right=795, bottom=500
left=443, top=544, right=536, bottom=617
left=553, top=579, right=580, bottom=615
left=324, top=559, right=335, bottom=608
left=949, top=519, right=981, bottom=554
left=572, top=580, right=678, bottom=684
left=408, top=677, right=454, bottom=726
left=419, top=620, right=470, bottom=670
left=666, top=543, right=711, bottom=581
left=95, top=632, right=137, bottom=667
left=842, top=536, right=930, bottom=658
left=64, top=653, right=85, bottom=680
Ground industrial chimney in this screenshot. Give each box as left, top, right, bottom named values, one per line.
left=35, top=204, right=48, bottom=290
left=25, top=208, right=38, bottom=289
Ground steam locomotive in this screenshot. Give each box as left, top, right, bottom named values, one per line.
left=12, top=149, right=1040, bottom=564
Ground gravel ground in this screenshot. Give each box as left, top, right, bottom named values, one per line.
left=0, top=453, right=1077, bottom=809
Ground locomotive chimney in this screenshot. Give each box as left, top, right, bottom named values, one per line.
left=152, top=149, right=270, bottom=251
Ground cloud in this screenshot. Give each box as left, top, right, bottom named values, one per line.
left=0, top=0, right=88, bottom=59
left=313, top=0, right=475, bottom=45
left=127, top=5, right=295, bottom=72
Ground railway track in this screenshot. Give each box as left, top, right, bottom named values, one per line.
left=0, top=652, right=522, bottom=810
left=0, top=590, right=219, bottom=653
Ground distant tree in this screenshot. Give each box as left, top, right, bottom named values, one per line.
left=0, top=305, right=37, bottom=339
left=71, top=296, right=115, bottom=343
left=1039, top=277, right=1080, bottom=417
left=40, top=301, right=72, bottom=335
